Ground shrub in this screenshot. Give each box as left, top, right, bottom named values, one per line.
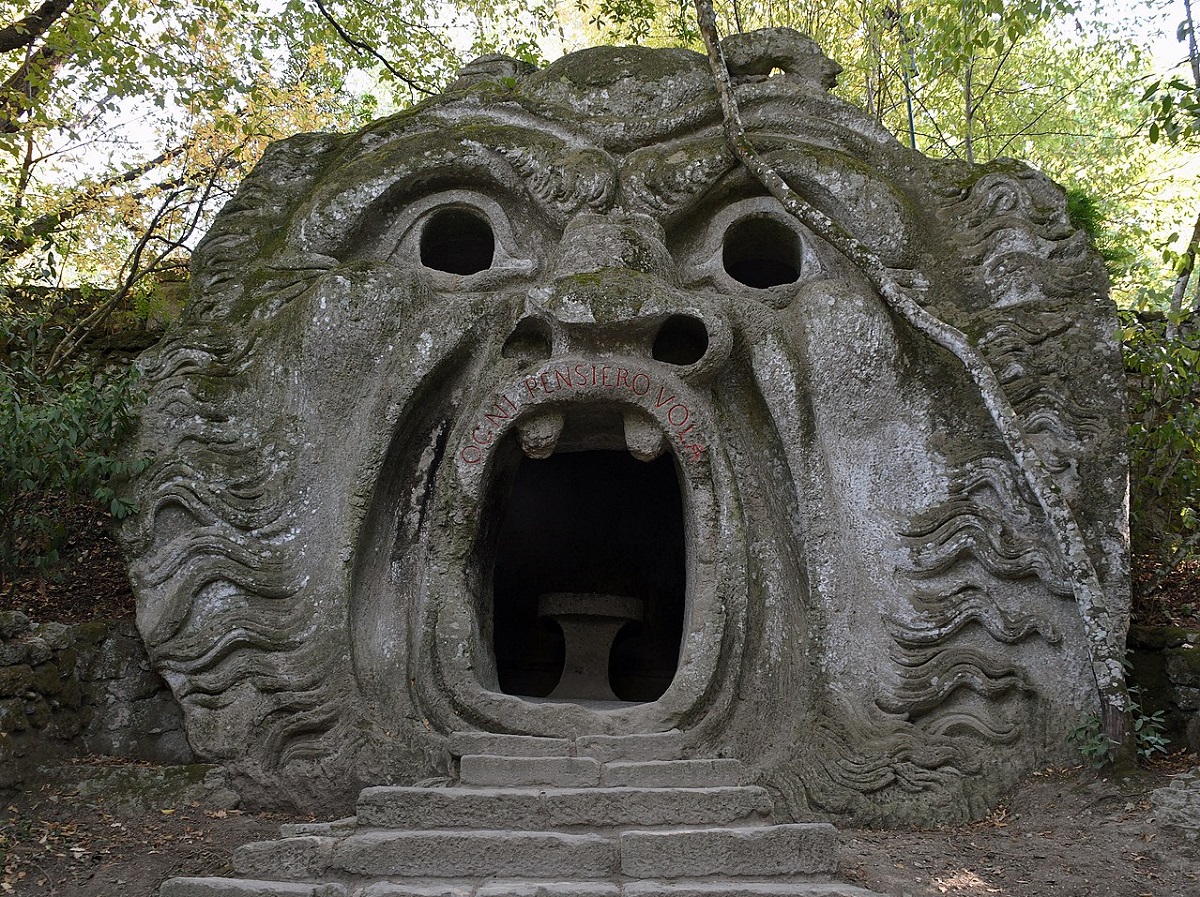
left=0, top=313, right=148, bottom=586
left=1121, top=309, right=1200, bottom=583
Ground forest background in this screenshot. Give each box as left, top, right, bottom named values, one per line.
left=0, top=0, right=1197, bottom=631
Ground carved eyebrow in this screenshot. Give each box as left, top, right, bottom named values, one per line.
left=426, top=108, right=619, bottom=226
left=621, top=128, right=914, bottom=265
left=487, top=141, right=617, bottom=224
left=287, top=121, right=618, bottom=256
left=620, top=134, right=740, bottom=224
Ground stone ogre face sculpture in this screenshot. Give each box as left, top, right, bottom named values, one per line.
left=124, top=30, right=1128, bottom=824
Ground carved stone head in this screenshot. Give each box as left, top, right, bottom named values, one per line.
left=124, top=29, right=1128, bottom=824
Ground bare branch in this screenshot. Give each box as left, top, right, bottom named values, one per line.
left=1168, top=208, right=1200, bottom=339
left=43, top=154, right=233, bottom=374
left=970, top=35, right=1021, bottom=118
left=312, top=0, right=435, bottom=95
left=0, top=0, right=74, bottom=53
left=0, top=138, right=211, bottom=265
left=1185, top=0, right=1200, bottom=91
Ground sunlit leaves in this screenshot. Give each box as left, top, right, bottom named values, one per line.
left=1143, top=74, right=1200, bottom=143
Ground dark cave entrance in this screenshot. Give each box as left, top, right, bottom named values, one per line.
left=490, top=448, right=686, bottom=703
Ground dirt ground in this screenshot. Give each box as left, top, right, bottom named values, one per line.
left=842, top=758, right=1200, bottom=897
left=1, top=756, right=1197, bottom=897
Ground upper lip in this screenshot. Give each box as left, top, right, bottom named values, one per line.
left=462, top=355, right=713, bottom=468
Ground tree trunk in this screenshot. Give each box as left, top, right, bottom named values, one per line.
left=1185, top=0, right=1199, bottom=92
left=1168, top=208, right=1200, bottom=340
left=964, top=61, right=975, bottom=164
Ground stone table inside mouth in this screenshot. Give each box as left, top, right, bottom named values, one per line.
left=538, top=592, right=645, bottom=701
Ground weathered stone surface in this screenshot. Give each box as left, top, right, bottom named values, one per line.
left=459, top=755, right=602, bottom=787
left=161, top=879, right=345, bottom=897
left=0, top=664, right=32, bottom=697
left=601, top=759, right=742, bottom=788
left=0, top=642, right=27, bottom=665
left=1167, top=646, right=1200, bottom=688
left=38, top=622, right=74, bottom=650
left=55, top=645, right=78, bottom=674
left=44, top=709, right=85, bottom=739
left=360, top=884, right=474, bottom=897
left=24, top=696, right=51, bottom=728
left=1127, top=625, right=1200, bottom=750
left=476, top=883, right=621, bottom=897
left=623, top=884, right=885, bottom=897
left=0, top=611, right=30, bottom=639
left=1152, top=767, right=1200, bottom=839
left=56, top=676, right=83, bottom=710
left=279, top=817, right=358, bottom=838
left=123, top=27, right=1128, bottom=825
left=66, top=763, right=231, bottom=813
left=357, top=785, right=773, bottom=829
left=331, top=830, right=616, bottom=877
left=447, top=732, right=571, bottom=758
left=31, top=662, right=63, bottom=695
left=0, top=619, right=194, bottom=794
left=0, top=698, right=27, bottom=731
left=233, top=836, right=335, bottom=879
left=23, top=637, right=51, bottom=666
left=619, top=824, right=840, bottom=878
left=576, top=731, right=683, bottom=762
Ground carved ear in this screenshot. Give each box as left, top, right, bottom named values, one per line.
left=720, top=27, right=842, bottom=90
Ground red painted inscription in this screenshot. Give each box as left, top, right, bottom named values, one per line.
left=460, top=364, right=706, bottom=465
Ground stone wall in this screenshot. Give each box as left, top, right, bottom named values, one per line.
left=0, top=610, right=193, bottom=790
left=1128, top=624, right=1200, bottom=752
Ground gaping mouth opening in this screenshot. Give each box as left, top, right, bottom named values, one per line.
left=486, top=409, right=686, bottom=704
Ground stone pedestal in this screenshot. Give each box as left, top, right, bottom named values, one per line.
left=539, top=593, right=643, bottom=701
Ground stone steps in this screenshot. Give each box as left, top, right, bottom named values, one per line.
left=447, top=731, right=686, bottom=763
left=163, top=880, right=884, bottom=897
left=232, top=824, right=839, bottom=881
left=355, top=785, right=773, bottom=829
left=157, top=732, right=886, bottom=897
left=457, top=756, right=742, bottom=789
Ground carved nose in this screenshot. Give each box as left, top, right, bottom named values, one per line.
left=503, top=302, right=729, bottom=386
left=504, top=210, right=728, bottom=378
left=552, top=212, right=677, bottom=280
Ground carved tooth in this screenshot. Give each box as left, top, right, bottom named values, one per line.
left=517, top=410, right=565, bottom=459
left=624, top=410, right=666, bottom=461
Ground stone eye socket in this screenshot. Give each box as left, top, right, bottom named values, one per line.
left=721, top=216, right=802, bottom=289
left=420, top=207, right=495, bottom=275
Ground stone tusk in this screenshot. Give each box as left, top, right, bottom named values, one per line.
left=623, top=410, right=666, bottom=462
left=516, top=409, right=565, bottom=459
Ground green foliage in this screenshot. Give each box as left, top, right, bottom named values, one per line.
left=1068, top=715, right=1115, bottom=766
left=1069, top=683, right=1169, bottom=766
left=1121, top=307, right=1200, bottom=569
left=0, top=313, right=148, bottom=584
left=582, top=0, right=662, bottom=43
left=1143, top=73, right=1200, bottom=144
left=1067, top=189, right=1131, bottom=271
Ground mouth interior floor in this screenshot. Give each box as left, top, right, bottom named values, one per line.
left=489, top=442, right=686, bottom=703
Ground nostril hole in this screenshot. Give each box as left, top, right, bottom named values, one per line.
left=653, top=314, right=708, bottom=366
left=722, top=216, right=801, bottom=289
left=502, top=318, right=552, bottom=363
left=420, top=208, right=495, bottom=275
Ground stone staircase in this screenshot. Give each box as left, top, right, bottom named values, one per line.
left=161, top=731, right=883, bottom=897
